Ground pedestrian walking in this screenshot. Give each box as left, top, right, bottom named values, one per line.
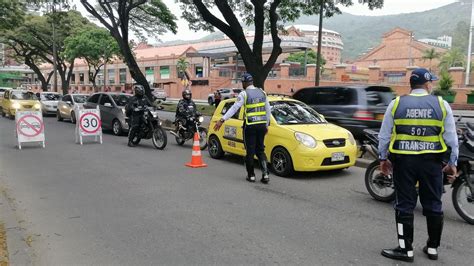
left=214, top=73, right=271, bottom=184
left=378, top=68, right=459, bottom=262
left=214, top=90, right=222, bottom=108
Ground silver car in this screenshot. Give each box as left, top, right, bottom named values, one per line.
left=83, top=92, right=131, bottom=136
left=38, top=92, right=62, bottom=115
left=57, top=94, right=89, bottom=123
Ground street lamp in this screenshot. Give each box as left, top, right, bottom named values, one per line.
left=315, top=0, right=325, bottom=86
left=466, top=0, right=474, bottom=85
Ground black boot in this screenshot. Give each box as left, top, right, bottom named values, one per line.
left=259, top=158, right=270, bottom=184
left=381, top=212, right=414, bottom=262
left=245, top=156, right=256, bottom=182
left=423, top=215, right=443, bottom=260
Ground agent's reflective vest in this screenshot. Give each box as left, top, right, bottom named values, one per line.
left=389, top=94, right=447, bottom=154
left=244, top=88, right=268, bottom=125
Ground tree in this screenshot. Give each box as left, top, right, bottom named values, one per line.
left=0, top=0, right=25, bottom=31
left=63, top=27, right=122, bottom=91
left=422, top=48, right=441, bottom=72
left=433, top=71, right=455, bottom=97
left=80, top=0, right=177, bottom=98
left=439, top=48, right=465, bottom=72
left=286, top=50, right=326, bottom=67
left=178, top=0, right=384, bottom=89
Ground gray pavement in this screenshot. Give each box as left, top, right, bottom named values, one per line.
left=0, top=116, right=472, bottom=265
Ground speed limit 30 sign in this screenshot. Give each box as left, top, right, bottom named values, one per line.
left=75, top=107, right=103, bottom=145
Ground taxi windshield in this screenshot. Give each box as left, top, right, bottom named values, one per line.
left=11, top=91, right=37, bottom=100
left=271, top=101, right=326, bottom=125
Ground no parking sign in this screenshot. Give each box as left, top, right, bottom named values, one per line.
left=15, top=111, right=45, bottom=149
left=75, top=107, right=102, bottom=145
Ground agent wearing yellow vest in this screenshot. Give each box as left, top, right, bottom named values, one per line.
left=214, top=73, right=271, bottom=184
left=378, top=68, right=458, bottom=262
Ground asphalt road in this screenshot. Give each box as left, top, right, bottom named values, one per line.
left=0, top=116, right=472, bottom=265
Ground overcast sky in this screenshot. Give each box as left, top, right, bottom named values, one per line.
left=73, top=0, right=459, bottom=42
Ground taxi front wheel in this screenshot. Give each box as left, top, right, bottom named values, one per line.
left=271, top=147, right=294, bottom=177
left=208, top=135, right=224, bottom=159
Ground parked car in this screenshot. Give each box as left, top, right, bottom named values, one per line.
left=292, top=85, right=395, bottom=139
left=37, top=92, right=62, bottom=116
left=0, top=90, right=40, bottom=119
left=83, top=92, right=132, bottom=136
left=0, top=87, right=12, bottom=100
left=57, top=94, right=89, bottom=123
left=151, top=88, right=167, bottom=101
left=207, top=88, right=242, bottom=105
left=207, top=96, right=357, bottom=176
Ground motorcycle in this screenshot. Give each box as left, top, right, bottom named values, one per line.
left=128, top=106, right=167, bottom=150
left=361, top=120, right=474, bottom=225
left=171, top=115, right=208, bottom=150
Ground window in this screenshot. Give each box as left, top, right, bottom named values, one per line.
left=160, top=66, right=170, bottom=79
left=108, top=69, right=115, bottom=85
left=145, top=67, right=154, bottom=83
left=195, top=66, right=203, bottom=77
left=73, top=95, right=88, bottom=103
left=311, top=87, right=356, bottom=105
left=40, top=93, right=61, bottom=101
left=219, top=69, right=232, bottom=77
left=87, top=94, right=101, bottom=103
left=110, top=94, right=131, bottom=107
left=99, top=94, right=112, bottom=106
left=271, top=101, right=326, bottom=125
left=221, top=102, right=240, bottom=120
left=79, top=73, right=85, bottom=84
left=62, top=95, right=71, bottom=102
left=119, top=68, right=127, bottom=84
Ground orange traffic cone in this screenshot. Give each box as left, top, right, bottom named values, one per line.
left=185, top=132, right=207, bottom=168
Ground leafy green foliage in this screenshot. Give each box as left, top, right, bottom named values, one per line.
left=433, top=71, right=456, bottom=96
left=439, top=48, right=465, bottom=72
left=0, top=0, right=25, bottom=31
left=286, top=50, right=326, bottom=66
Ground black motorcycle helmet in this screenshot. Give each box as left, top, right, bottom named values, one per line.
left=134, top=85, right=145, bottom=97
left=182, top=89, right=192, bottom=100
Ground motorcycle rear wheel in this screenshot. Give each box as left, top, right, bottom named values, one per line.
left=452, top=178, right=474, bottom=225
left=364, top=160, right=395, bottom=202
left=152, top=127, right=167, bottom=150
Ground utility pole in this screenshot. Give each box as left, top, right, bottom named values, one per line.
left=52, top=4, right=57, bottom=92
left=466, top=0, right=474, bottom=85
left=315, top=0, right=324, bottom=86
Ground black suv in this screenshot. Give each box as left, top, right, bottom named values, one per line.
left=293, top=85, right=395, bottom=139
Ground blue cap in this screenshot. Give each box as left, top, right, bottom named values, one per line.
left=241, top=73, right=253, bottom=82
left=410, top=68, right=438, bottom=86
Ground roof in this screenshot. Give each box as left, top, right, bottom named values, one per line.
left=286, top=24, right=341, bottom=35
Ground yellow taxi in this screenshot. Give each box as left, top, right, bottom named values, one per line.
left=207, top=96, right=358, bottom=176
left=1, top=89, right=41, bottom=119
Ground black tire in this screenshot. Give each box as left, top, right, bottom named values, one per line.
left=208, top=135, right=224, bottom=159
left=152, top=127, right=167, bottom=150
left=270, top=147, right=293, bottom=177
left=57, top=110, right=63, bottom=121
left=208, top=97, right=213, bottom=106
left=70, top=111, right=76, bottom=124
left=364, top=160, right=395, bottom=202
left=452, top=178, right=474, bottom=225
left=175, top=131, right=185, bottom=146
left=131, top=136, right=141, bottom=145
left=8, top=112, right=14, bottom=120
left=112, top=119, right=123, bottom=136
left=198, top=127, right=208, bottom=150
left=1, top=108, right=5, bottom=117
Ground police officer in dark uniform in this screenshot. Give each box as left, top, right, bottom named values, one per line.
left=378, top=68, right=459, bottom=262
left=214, top=73, right=271, bottom=184
left=125, top=85, right=152, bottom=147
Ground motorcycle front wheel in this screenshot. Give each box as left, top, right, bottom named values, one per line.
left=198, top=127, right=208, bottom=150
left=364, top=160, right=395, bottom=202
left=152, top=127, right=167, bottom=150
left=452, top=178, right=474, bottom=225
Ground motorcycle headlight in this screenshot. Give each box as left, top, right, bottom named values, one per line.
left=348, top=132, right=356, bottom=145
left=34, top=103, right=41, bottom=110
left=12, top=102, right=21, bottom=109
left=198, top=116, right=204, bottom=123
left=295, top=132, right=316, bottom=148
left=121, top=108, right=126, bottom=115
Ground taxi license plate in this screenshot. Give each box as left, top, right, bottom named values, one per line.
left=331, top=152, right=345, bottom=162
left=376, top=114, right=384, bottom=120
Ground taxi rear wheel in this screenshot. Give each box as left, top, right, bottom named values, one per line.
left=208, top=135, right=224, bottom=159
left=271, top=147, right=294, bottom=177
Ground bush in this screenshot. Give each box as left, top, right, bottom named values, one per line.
left=432, top=71, right=456, bottom=96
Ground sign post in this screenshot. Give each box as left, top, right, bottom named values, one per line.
left=75, top=106, right=102, bottom=145
left=15, top=110, right=45, bottom=149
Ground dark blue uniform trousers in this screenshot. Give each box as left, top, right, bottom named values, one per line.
left=392, top=154, right=444, bottom=217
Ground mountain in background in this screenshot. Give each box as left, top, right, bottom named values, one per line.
left=161, top=2, right=469, bottom=60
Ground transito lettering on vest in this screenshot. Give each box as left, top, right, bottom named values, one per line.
left=399, top=141, right=436, bottom=151
left=405, top=108, right=433, bottom=119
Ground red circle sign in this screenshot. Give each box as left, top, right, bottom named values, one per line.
left=79, top=112, right=102, bottom=134
left=17, top=115, right=44, bottom=137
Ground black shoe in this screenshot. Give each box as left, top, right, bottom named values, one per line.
left=128, top=141, right=136, bottom=147
left=423, top=246, right=438, bottom=260
left=261, top=174, right=269, bottom=184
left=246, top=176, right=256, bottom=182
left=381, top=247, right=414, bottom=262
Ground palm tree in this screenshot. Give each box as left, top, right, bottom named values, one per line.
left=439, top=48, right=465, bottom=72
left=176, top=57, right=189, bottom=78
left=422, top=48, right=441, bottom=72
